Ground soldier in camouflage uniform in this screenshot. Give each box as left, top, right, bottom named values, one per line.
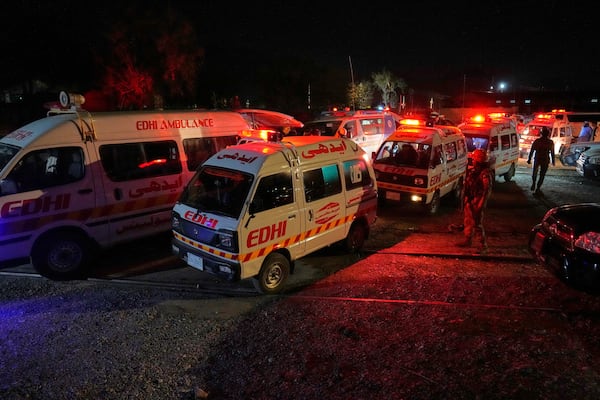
left=456, top=149, right=493, bottom=252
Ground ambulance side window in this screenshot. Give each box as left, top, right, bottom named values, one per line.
left=343, top=159, right=372, bottom=190
left=444, top=142, right=457, bottom=162
left=183, top=136, right=238, bottom=171
left=501, top=135, right=510, bottom=150
left=251, top=172, right=294, bottom=213
left=456, top=139, right=467, bottom=159
left=99, top=140, right=182, bottom=181
left=431, top=145, right=443, bottom=167
left=5, top=147, right=84, bottom=193
left=490, top=136, right=499, bottom=151
left=361, top=118, right=382, bottom=135
left=510, top=133, right=518, bottom=147
left=303, top=164, right=341, bottom=203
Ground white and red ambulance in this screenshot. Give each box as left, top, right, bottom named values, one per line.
left=171, top=136, right=378, bottom=294
left=372, top=119, right=468, bottom=214
left=0, top=92, right=251, bottom=279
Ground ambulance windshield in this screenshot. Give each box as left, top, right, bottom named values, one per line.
left=376, top=141, right=431, bottom=169
left=180, top=166, right=253, bottom=219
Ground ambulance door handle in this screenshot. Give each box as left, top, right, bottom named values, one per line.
left=114, top=188, right=123, bottom=201
left=288, top=214, right=297, bottom=219
left=77, top=188, right=93, bottom=194
left=308, top=209, right=314, bottom=221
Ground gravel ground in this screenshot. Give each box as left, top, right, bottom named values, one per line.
left=2, top=254, right=600, bottom=400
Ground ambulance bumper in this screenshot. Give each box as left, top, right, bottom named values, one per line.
left=171, top=239, right=241, bottom=282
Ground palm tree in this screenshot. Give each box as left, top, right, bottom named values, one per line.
left=371, top=70, right=407, bottom=109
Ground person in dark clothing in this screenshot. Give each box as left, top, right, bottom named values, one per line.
left=527, top=127, right=555, bottom=194
left=456, top=149, right=493, bottom=252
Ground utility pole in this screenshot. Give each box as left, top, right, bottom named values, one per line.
left=349, top=56, right=356, bottom=111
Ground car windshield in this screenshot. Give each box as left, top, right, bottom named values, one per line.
left=179, top=165, right=253, bottom=219
left=375, top=141, right=431, bottom=168
left=300, top=121, right=339, bottom=136
left=0, top=143, right=20, bottom=173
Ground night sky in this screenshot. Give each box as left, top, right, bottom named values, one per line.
left=3, top=1, right=599, bottom=112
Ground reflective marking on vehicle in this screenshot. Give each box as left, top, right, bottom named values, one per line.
left=0, top=192, right=181, bottom=236
left=173, top=205, right=377, bottom=263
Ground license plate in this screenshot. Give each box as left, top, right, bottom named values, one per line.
left=531, top=231, right=545, bottom=254
left=187, top=253, right=204, bottom=270
left=386, top=191, right=401, bottom=201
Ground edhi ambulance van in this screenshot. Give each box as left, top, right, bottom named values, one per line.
left=171, top=136, right=378, bottom=294
left=0, top=92, right=251, bottom=279
left=372, top=119, right=467, bottom=214
left=458, top=114, right=519, bottom=182
left=300, top=109, right=399, bottom=156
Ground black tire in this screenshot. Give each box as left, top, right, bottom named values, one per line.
left=252, top=253, right=290, bottom=295
left=377, top=190, right=386, bottom=206
left=31, top=231, right=90, bottom=280
left=344, top=222, right=367, bottom=253
left=426, top=191, right=441, bottom=215
left=503, top=163, right=516, bottom=182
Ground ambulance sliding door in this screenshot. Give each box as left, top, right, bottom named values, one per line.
left=96, top=140, right=183, bottom=244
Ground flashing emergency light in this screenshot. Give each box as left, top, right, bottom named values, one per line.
left=399, top=118, right=422, bottom=126
left=535, top=113, right=554, bottom=120
left=470, top=115, right=486, bottom=123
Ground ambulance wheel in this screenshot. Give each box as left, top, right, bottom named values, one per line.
left=426, top=192, right=440, bottom=215
left=252, top=253, right=290, bottom=295
left=31, top=231, right=90, bottom=280
left=344, top=221, right=367, bottom=252
left=503, top=163, right=516, bottom=182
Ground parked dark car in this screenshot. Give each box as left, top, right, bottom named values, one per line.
left=559, top=141, right=600, bottom=166
left=529, top=203, right=600, bottom=290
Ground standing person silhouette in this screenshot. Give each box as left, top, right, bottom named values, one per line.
left=527, top=127, right=555, bottom=195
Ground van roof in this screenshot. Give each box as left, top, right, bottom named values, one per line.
left=0, top=110, right=251, bottom=149
left=385, top=125, right=463, bottom=144
left=458, top=121, right=516, bottom=134
left=205, top=136, right=365, bottom=175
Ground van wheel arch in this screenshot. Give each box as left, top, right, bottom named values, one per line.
left=252, top=252, right=290, bottom=295
left=425, top=191, right=441, bottom=215
left=344, top=220, right=368, bottom=253
left=31, top=228, right=95, bottom=280
left=503, top=163, right=516, bottom=182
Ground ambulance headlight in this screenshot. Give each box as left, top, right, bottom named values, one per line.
left=217, top=229, right=237, bottom=251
